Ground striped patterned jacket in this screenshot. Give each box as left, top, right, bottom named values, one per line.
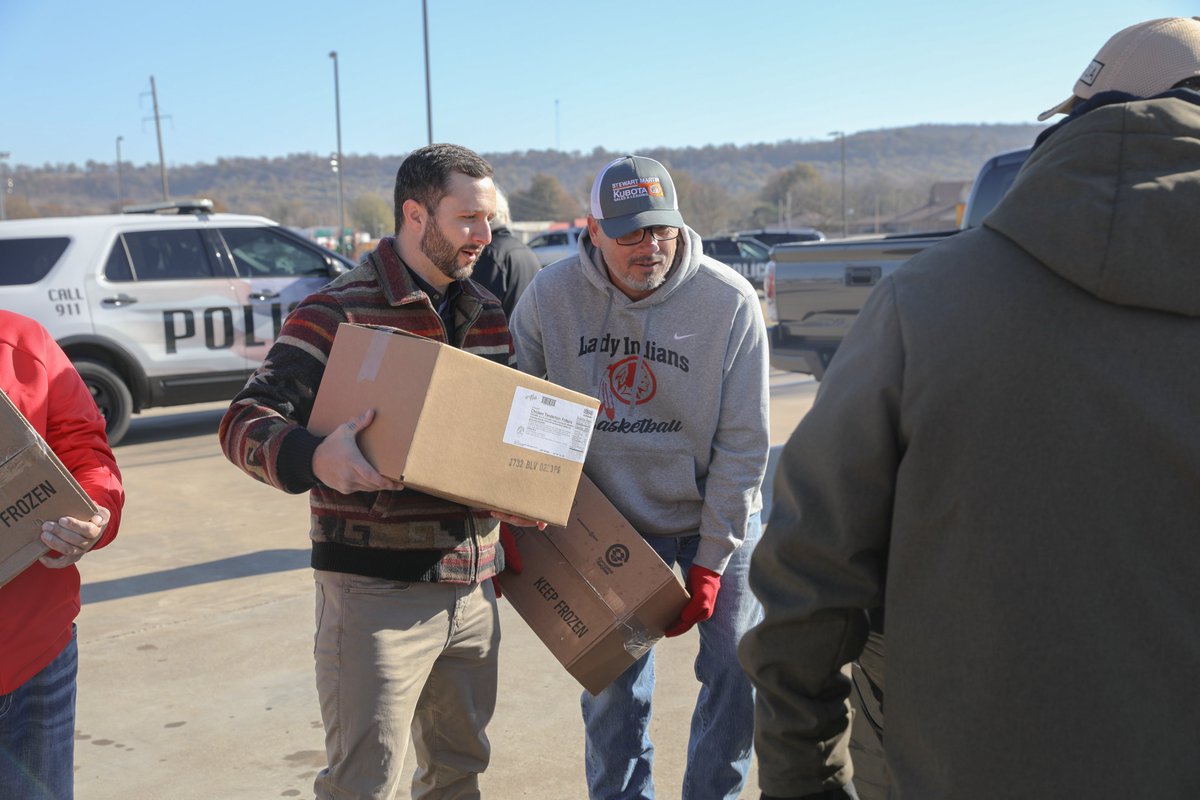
left=219, top=237, right=512, bottom=584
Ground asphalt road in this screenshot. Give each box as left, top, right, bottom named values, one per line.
left=72, top=369, right=818, bottom=800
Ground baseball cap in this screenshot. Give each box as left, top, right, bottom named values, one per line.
left=1038, top=16, right=1200, bottom=121
left=589, top=155, right=685, bottom=239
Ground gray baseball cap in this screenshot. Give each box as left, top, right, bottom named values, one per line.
left=589, top=155, right=685, bottom=239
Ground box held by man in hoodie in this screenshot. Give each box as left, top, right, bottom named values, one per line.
left=497, top=474, right=690, bottom=695
left=308, top=322, right=600, bottom=528
left=0, top=390, right=100, bottom=587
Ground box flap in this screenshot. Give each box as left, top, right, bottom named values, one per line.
left=0, top=389, right=41, bottom=466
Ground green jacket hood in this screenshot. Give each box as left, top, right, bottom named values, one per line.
left=984, top=96, right=1200, bottom=316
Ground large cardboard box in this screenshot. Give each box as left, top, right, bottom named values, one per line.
left=498, top=475, right=690, bottom=695
left=0, top=390, right=100, bottom=587
left=308, top=323, right=600, bottom=528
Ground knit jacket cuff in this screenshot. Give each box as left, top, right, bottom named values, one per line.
left=277, top=427, right=324, bottom=493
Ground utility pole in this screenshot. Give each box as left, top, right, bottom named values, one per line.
left=148, top=76, right=169, bottom=201
left=555, top=99, right=560, bottom=150
left=841, top=133, right=847, bottom=237
left=422, top=0, right=433, bottom=144
left=115, top=136, right=124, bottom=211
left=0, top=152, right=8, bottom=221
left=330, top=51, right=346, bottom=256
left=829, top=130, right=847, bottom=237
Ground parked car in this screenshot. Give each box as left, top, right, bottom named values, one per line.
left=0, top=199, right=355, bottom=443
left=701, top=235, right=771, bottom=288
left=527, top=226, right=583, bottom=267
left=735, top=227, right=826, bottom=247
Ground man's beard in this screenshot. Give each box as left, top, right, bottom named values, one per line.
left=612, top=255, right=670, bottom=294
left=421, top=218, right=473, bottom=281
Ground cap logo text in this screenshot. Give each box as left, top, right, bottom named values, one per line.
left=611, top=177, right=665, bottom=203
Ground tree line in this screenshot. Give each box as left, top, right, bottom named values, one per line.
left=3, top=123, right=1043, bottom=237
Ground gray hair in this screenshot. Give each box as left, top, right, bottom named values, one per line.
left=491, top=187, right=511, bottom=230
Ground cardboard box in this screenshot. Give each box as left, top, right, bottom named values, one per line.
left=0, top=390, right=100, bottom=587
left=308, top=323, right=600, bottom=528
left=498, top=475, right=690, bottom=695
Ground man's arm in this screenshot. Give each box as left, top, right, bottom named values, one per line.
left=694, top=291, right=771, bottom=573
left=739, top=278, right=904, bottom=798
left=219, top=297, right=343, bottom=494
left=40, top=330, right=124, bottom=554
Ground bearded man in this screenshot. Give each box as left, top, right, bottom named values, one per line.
left=220, top=143, right=533, bottom=800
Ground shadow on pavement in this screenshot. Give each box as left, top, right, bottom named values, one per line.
left=115, top=406, right=227, bottom=447
left=82, top=548, right=310, bottom=603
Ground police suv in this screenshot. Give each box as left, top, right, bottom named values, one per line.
left=0, top=200, right=354, bottom=444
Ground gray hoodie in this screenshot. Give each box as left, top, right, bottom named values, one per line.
left=510, top=226, right=769, bottom=572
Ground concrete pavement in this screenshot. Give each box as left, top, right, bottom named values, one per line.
left=72, top=371, right=818, bottom=799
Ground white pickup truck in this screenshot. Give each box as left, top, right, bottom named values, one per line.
left=766, top=148, right=1030, bottom=377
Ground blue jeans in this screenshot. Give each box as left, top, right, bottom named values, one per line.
left=0, top=626, right=78, bottom=800
left=581, top=514, right=763, bottom=800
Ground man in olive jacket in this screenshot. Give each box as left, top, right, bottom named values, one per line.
left=740, top=17, right=1200, bottom=800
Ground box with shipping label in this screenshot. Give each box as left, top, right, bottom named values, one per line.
left=308, top=323, right=600, bottom=528
left=498, top=475, right=690, bottom=695
left=0, top=390, right=100, bottom=587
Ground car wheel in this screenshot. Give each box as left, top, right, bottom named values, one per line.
left=74, top=359, right=133, bottom=446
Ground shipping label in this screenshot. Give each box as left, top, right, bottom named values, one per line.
left=503, top=388, right=596, bottom=463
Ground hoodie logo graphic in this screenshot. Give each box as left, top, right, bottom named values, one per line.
left=598, top=356, right=656, bottom=420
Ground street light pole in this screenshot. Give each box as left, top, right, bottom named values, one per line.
left=422, top=0, right=433, bottom=145
left=116, top=136, right=124, bottom=211
left=330, top=51, right=346, bottom=256
left=829, top=130, right=847, bottom=237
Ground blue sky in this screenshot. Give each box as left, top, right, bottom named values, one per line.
left=0, top=1, right=1194, bottom=169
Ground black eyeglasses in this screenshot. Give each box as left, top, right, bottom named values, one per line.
left=614, top=226, right=681, bottom=246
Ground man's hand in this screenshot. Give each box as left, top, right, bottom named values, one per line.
left=665, top=565, right=722, bottom=637
left=312, top=409, right=405, bottom=494
left=39, top=506, right=110, bottom=568
left=492, top=523, right=524, bottom=599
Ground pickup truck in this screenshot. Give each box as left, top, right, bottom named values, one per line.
left=766, top=148, right=1030, bottom=377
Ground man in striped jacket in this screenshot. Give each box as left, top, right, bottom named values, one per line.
left=220, top=143, right=529, bottom=800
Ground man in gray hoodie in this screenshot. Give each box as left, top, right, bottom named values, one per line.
left=510, top=155, right=770, bottom=799
left=739, top=16, right=1200, bottom=800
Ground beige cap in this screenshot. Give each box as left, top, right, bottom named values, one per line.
left=1038, top=17, right=1200, bottom=121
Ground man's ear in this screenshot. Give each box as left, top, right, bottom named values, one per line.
left=402, top=198, right=426, bottom=230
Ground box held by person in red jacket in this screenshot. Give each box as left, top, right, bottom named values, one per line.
left=0, top=390, right=100, bottom=587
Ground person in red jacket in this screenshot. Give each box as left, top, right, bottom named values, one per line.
left=0, top=310, right=124, bottom=800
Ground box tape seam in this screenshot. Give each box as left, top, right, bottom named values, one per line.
left=357, top=328, right=392, bottom=383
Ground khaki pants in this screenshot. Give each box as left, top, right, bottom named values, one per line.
left=312, top=571, right=500, bottom=800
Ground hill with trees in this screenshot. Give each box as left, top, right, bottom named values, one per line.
left=3, top=123, right=1044, bottom=236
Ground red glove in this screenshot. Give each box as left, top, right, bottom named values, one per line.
left=665, top=565, right=722, bottom=637
left=491, top=523, right=523, bottom=599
